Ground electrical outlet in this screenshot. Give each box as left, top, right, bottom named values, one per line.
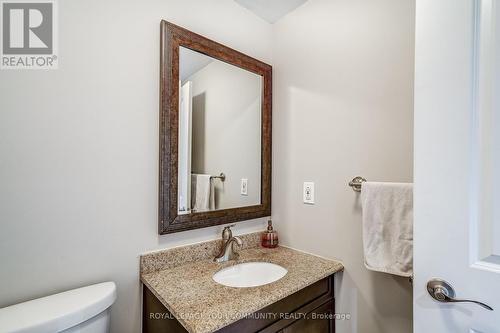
left=303, top=182, right=315, bottom=204
left=241, top=178, right=248, bottom=196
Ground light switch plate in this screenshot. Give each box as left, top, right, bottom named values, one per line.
left=241, top=178, right=248, bottom=196
left=303, top=182, right=315, bottom=204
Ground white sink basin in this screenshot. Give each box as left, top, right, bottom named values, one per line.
left=213, top=262, right=287, bottom=288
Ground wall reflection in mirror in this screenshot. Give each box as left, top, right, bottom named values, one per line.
left=178, top=46, right=262, bottom=214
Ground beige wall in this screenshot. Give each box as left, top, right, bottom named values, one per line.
left=271, top=0, right=415, bottom=332
left=0, top=1, right=271, bottom=332
left=0, top=1, right=415, bottom=333
left=187, top=60, right=262, bottom=209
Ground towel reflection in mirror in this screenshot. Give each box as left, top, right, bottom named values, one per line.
left=191, top=174, right=216, bottom=212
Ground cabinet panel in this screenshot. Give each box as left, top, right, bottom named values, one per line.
left=142, top=286, right=188, bottom=333
left=280, top=300, right=334, bottom=333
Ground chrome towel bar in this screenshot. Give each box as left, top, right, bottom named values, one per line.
left=348, top=176, right=366, bottom=192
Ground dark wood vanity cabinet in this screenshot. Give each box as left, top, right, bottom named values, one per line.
left=143, top=275, right=335, bottom=333
left=276, top=300, right=334, bottom=333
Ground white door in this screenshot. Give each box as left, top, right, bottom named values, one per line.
left=178, top=81, right=193, bottom=213
left=414, top=0, right=500, bottom=332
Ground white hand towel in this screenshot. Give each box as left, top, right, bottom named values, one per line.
left=361, top=182, right=413, bottom=277
left=191, top=174, right=215, bottom=212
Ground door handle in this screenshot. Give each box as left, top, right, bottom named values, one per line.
left=427, top=278, right=493, bottom=311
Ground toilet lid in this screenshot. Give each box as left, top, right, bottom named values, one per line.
left=0, top=282, right=116, bottom=333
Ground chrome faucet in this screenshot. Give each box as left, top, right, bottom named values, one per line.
left=214, top=225, right=243, bottom=263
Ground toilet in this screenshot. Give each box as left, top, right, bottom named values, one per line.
left=0, top=282, right=116, bottom=333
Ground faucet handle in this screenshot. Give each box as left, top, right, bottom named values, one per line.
left=221, top=224, right=235, bottom=241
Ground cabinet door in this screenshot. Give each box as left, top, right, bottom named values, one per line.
left=281, top=300, right=334, bottom=333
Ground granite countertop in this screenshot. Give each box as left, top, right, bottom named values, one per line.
left=140, top=233, right=344, bottom=333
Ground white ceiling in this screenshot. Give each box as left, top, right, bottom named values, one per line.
left=234, top=0, right=309, bottom=24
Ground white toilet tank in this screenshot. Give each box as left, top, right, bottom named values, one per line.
left=0, top=282, right=116, bottom=333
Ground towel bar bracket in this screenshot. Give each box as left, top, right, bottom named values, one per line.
left=211, top=173, right=226, bottom=182
left=349, top=176, right=366, bottom=192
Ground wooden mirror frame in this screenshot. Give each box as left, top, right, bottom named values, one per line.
left=158, top=21, right=272, bottom=234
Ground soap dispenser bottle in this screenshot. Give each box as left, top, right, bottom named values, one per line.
left=261, top=220, right=278, bottom=248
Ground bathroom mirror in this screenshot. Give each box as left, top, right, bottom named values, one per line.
left=159, top=21, right=272, bottom=234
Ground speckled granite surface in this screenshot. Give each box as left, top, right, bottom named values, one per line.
left=140, top=234, right=344, bottom=333
left=140, top=232, right=262, bottom=274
